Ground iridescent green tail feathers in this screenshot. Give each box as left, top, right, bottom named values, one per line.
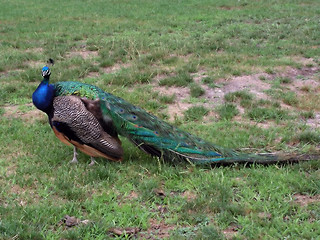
left=99, top=96, right=284, bottom=164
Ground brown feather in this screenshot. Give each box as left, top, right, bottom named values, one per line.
left=51, top=96, right=124, bottom=161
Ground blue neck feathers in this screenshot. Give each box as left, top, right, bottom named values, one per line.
left=32, top=77, right=55, bottom=113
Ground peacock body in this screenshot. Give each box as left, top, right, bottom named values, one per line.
left=34, top=65, right=312, bottom=164
left=32, top=67, right=123, bottom=165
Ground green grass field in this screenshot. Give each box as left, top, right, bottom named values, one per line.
left=1, top=0, right=319, bottom=239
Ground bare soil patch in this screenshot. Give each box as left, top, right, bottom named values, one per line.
left=139, top=218, right=176, bottom=239
left=306, top=113, right=320, bottom=129
left=25, top=47, right=43, bottom=53
left=66, top=50, right=99, bottom=60
left=223, top=225, right=240, bottom=240
left=101, top=62, right=131, bottom=74
left=153, top=85, right=191, bottom=120
left=86, top=71, right=100, bottom=78
left=126, top=190, right=139, bottom=200
left=27, top=60, right=45, bottom=68
left=293, top=194, right=320, bottom=206
left=2, top=103, right=45, bottom=123
left=181, top=190, right=197, bottom=201
left=153, top=58, right=319, bottom=124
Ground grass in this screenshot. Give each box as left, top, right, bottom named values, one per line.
left=190, top=83, right=205, bottom=98
left=184, top=106, right=209, bottom=121
left=216, top=103, right=239, bottom=120
left=159, top=72, right=193, bottom=87
left=224, top=90, right=254, bottom=108
left=247, top=107, right=289, bottom=122
left=277, top=76, right=292, bottom=84
left=300, top=110, right=315, bottom=119
left=224, top=90, right=253, bottom=103
left=1, top=0, right=320, bottom=239
left=296, top=130, right=320, bottom=144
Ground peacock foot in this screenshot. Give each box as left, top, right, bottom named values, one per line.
left=88, top=157, right=96, bottom=166
left=70, top=146, right=79, bottom=164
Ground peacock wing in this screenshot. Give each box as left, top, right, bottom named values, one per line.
left=51, top=96, right=123, bottom=161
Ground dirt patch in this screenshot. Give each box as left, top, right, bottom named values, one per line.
left=27, top=60, right=45, bottom=68
left=8, top=184, right=39, bottom=207
left=153, top=85, right=191, bottom=120
left=216, top=73, right=271, bottom=100
left=139, top=218, right=176, bottom=239
left=153, top=70, right=274, bottom=121
left=5, top=164, right=17, bottom=177
left=306, top=113, right=320, bottom=129
left=109, top=227, right=140, bottom=237
left=66, top=50, right=99, bottom=60
left=181, top=190, right=197, bottom=201
left=153, top=58, right=319, bottom=124
left=293, top=194, right=320, bottom=206
left=101, top=62, right=131, bottom=74
left=153, top=73, right=174, bottom=82
left=279, top=65, right=319, bottom=90
left=25, top=47, right=43, bottom=53
left=3, top=103, right=45, bottom=123
left=86, top=71, right=100, bottom=78
left=223, top=225, right=240, bottom=240
left=154, top=86, right=190, bottom=101
left=126, top=191, right=139, bottom=200
left=258, top=212, right=272, bottom=220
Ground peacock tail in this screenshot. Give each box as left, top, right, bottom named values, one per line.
left=98, top=92, right=283, bottom=164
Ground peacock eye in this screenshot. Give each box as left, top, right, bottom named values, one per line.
left=119, top=109, right=125, bottom=114
left=131, top=115, right=138, bottom=120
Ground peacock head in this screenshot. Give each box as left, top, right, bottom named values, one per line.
left=41, top=58, right=54, bottom=79
left=42, top=66, right=51, bottom=78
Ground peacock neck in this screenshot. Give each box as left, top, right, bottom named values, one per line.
left=42, top=77, right=50, bottom=84
left=32, top=77, right=55, bottom=113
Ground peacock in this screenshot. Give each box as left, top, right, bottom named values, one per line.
left=32, top=63, right=316, bottom=165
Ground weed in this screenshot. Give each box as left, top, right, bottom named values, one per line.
left=159, top=72, right=193, bottom=87
left=278, top=76, right=292, bottom=84
left=216, top=103, right=239, bottom=120
left=240, top=99, right=254, bottom=108
left=224, top=90, right=253, bottom=102
left=202, top=77, right=213, bottom=84
left=99, top=59, right=115, bottom=68
left=190, top=83, right=205, bottom=98
left=282, top=92, right=298, bottom=106
left=184, top=106, right=209, bottom=121
left=300, top=85, right=312, bottom=92
left=297, top=131, right=320, bottom=144
left=265, top=68, right=275, bottom=74
left=159, top=94, right=176, bottom=104
left=162, top=56, right=179, bottom=65
left=247, top=107, right=288, bottom=122
left=300, top=111, right=314, bottom=119
left=259, top=75, right=267, bottom=81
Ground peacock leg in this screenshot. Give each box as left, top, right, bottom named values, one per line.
left=70, top=146, right=79, bottom=164
left=88, top=157, right=96, bottom=166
